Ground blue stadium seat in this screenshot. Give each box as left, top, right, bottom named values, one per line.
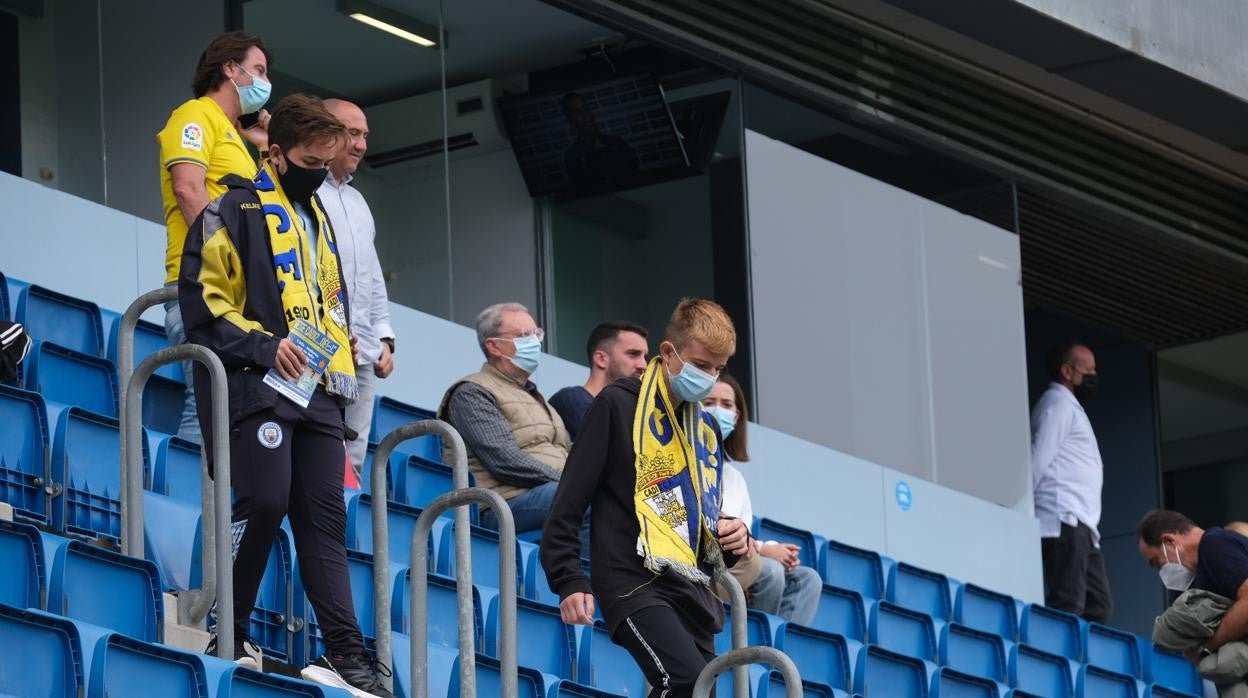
left=107, top=316, right=182, bottom=382
left=1009, top=644, right=1073, bottom=698
left=203, top=655, right=349, bottom=697
left=578, top=622, right=648, bottom=697
left=25, top=341, right=118, bottom=417
left=930, top=667, right=1000, bottom=698
left=888, top=562, right=952, bottom=624
left=16, top=284, right=104, bottom=357
left=1076, top=665, right=1139, bottom=698
left=1145, top=685, right=1201, bottom=698
left=0, top=604, right=87, bottom=697
left=1084, top=622, right=1142, bottom=679
left=394, top=569, right=483, bottom=651
left=152, top=434, right=202, bottom=504
left=3, top=275, right=30, bottom=322
left=0, top=269, right=10, bottom=320
left=1146, top=645, right=1203, bottom=696
left=549, top=681, right=632, bottom=698
left=358, top=442, right=404, bottom=502
left=142, top=373, right=188, bottom=436
left=755, top=517, right=826, bottom=570
left=0, top=384, right=51, bottom=525
left=854, top=644, right=930, bottom=697
left=485, top=596, right=573, bottom=679
left=939, top=622, right=1007, bottom=685
left=404, top=455, right=474, bottom=517
left=0, top=519, right=45, bottom=609
left=774, top=622, right=854, bottom=693
left=142, top=491, right=202, bottom=592
left=369, top=396, right=440, bottom=462
left=811, top=584, right=868, bottom=643
left=822, top=539, right=886, bottom=600
left=956, top=583, right=1019, bottom=641
left=437, top=522, right=524, bottom=593
left=714, top=607, right=785, bottom=655
left=46, top=537, right=162, bottom=642
left=449, top=652, right=545, bottom=698
left=1020, top=604, right=1082, bottom=662
left=251, top=527, right=305, bottom=666
left=521, top=541, right=560, bottom=607
left=869, top=600, right=937, bottom=662
left=345, top=492, right=440, bottom=569
left=51, top=407, right=147, bottom=545
left=308, top=550, right=404, bottom=661
left=758, top=669, right=840, bottom=698
left=88, top=632, right=207, bottom=697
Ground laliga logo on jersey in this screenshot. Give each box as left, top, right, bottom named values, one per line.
left=181, top=123, right=204, bottom=152
left=257, top=421, right=283, bottom=449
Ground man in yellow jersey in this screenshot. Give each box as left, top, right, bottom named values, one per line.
left=157, top=31, right=273, bottom=443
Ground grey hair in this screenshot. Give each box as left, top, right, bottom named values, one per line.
left=475, top=302, right=529, bottom=357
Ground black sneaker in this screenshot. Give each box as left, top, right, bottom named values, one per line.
left=301, top=653, right=394, bottom=698
left=204, top=635, right=261, bottom=670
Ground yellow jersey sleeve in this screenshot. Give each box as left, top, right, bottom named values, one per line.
left=158, top=100, right=218, bottom=172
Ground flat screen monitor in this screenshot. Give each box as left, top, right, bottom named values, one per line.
left=501, top=73, right=690, bottom=199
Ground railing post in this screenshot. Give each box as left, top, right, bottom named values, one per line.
left=118, top=286, right=175, bottom=554
left=370, top=420, right=476, bottom=694
left=692, top=646, right=803, bottom=698
left=716, top=570, right=752, bottom=698
left=123, top=344, right=233, bottom=660
left=410, top=487, right=516, bottom=698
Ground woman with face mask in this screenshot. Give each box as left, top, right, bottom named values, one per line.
left=704, top=374, right=823, bottom=626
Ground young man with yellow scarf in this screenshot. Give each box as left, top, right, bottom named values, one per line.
left=179, top=93, right=392, bottom=698
left=540, top=299, right=753, bottom=697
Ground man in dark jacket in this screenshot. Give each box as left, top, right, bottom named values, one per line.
left=540, top=298, right=751, bottom=697
left=179, top=93, right=391, bottom=698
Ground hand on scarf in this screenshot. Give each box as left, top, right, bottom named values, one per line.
left=560, top=592, right=596, bottom=625
left=274, top=338, right=308, bottom=380
left=717, top=517, right=751, bottom=556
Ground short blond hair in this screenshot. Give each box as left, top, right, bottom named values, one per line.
left=665, top=298, right=736, bottom=356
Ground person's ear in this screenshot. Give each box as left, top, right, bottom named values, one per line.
left=593, top=349, right=608, bottom=370
left=268, top=144, right=283, bottom=169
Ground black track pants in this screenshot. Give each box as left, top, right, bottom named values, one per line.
left=612, top=605, right=717, bottom=698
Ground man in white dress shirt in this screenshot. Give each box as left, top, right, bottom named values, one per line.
left=1031, top=340, right=1112, bottom=623
left=318, top=99, right=396, bottom=476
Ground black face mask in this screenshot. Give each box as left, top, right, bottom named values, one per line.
left=276, top=154, right=326, bottom=204
left=1075, top=373, right=1099, bottom=398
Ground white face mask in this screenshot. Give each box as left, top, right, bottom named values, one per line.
left=1159, top=541, right=1195, bottom=591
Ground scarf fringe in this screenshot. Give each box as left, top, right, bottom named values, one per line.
left=643, top=554, right=712, bottom=586
left=326, top=371, right=359, bottom=402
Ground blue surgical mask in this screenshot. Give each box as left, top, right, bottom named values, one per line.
left=232, top=64, right=272, bottom=115
left=667, top=347, right=717, bottom=403
left=706, top=405, right=737, bottom=440
left=506, top=335, right=542, bottom=375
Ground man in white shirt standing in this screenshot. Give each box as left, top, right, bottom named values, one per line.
left=318, top=99, right=396, bottom=476
left=1031, top=340, right=1112, bottom=623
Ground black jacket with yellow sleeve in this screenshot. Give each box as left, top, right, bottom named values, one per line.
left=178, top=173, right=352, bottom=440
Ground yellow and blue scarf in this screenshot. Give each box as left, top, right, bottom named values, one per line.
left=254, top=163, right=357, bottom=401
left=633, top=356, right=724, bottom=584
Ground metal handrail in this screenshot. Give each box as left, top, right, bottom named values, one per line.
left=369, top=420, right=517, bottom=696
left=716, top=570, right=751, bottom=698
left=118, top=288, right=234, bottom=659
left=692, top=646, right=803, bottom=698
left=411, top=487, right=516, bottom=698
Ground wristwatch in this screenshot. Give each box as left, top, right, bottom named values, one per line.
left=1200, top=646, right=1213, bottom=658
left=381, top=337, right=396, bottom=354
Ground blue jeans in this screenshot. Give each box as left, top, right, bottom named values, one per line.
left=163, top=287, right=202, bottom=444
left=481, top=480, right=591, bottom=553
left=749, top=557, right=822, bottom=626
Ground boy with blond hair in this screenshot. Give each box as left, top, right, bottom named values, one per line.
left=541, top=298, right=752, bottom=697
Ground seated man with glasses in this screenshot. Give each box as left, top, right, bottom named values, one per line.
left=439, top=302, right=585, bottom=542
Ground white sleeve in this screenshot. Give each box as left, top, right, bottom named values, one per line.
left=1030, top=402, right=1071, bottom=490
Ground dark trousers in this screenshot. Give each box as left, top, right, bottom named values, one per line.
left=1041, top=522, right=1113, bottom=624
left=230, top=390, right=364, bottom=655
left=613, top=605, right=717, bottom=698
